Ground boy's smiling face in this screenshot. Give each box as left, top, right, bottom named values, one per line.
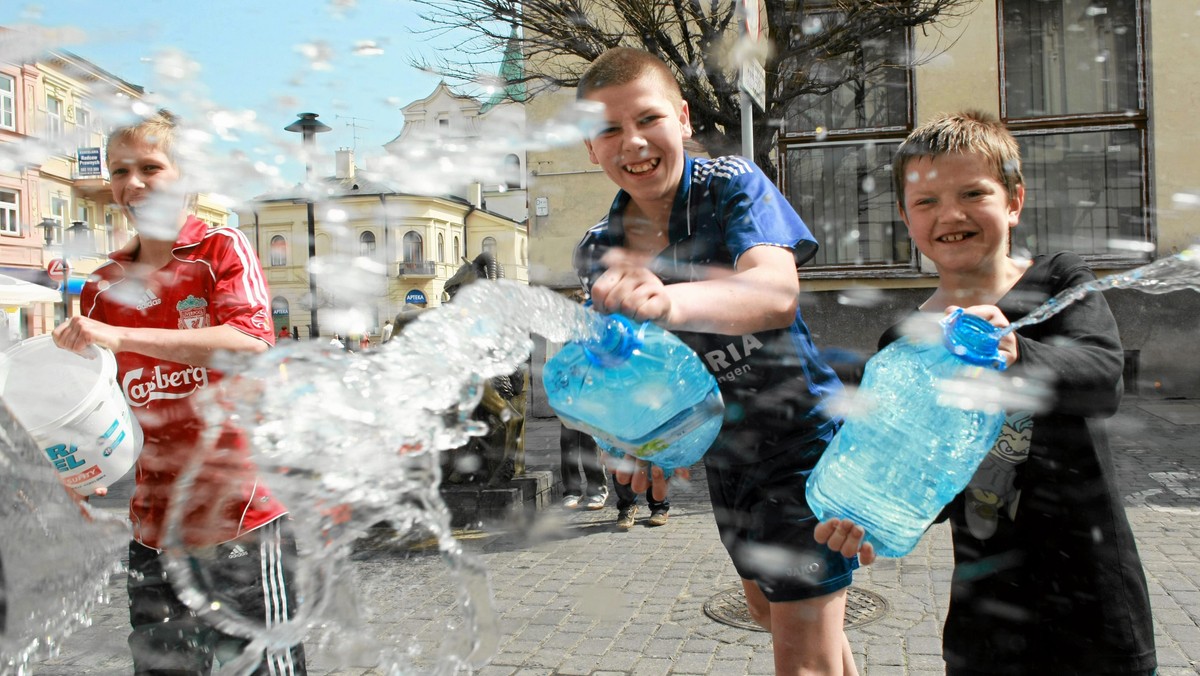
left=582, top=72, right=692, bottom=214
left=108, top=139, right=180, bottom=216
left=899, top=152, right=1024, bottom=276
left=108, top=138, right=187, bottom=241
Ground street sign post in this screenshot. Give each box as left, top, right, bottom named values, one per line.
left=46, top=257, right=71, bottom=318
left=738, top=0, right=768, bottom=158
left=46, top=258, right=66, bottom=282
left=741, top=60, right=767, bottom=112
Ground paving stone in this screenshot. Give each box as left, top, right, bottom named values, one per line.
left=23, top=400, right=1200, bottom=675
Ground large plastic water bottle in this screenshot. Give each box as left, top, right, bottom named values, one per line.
left=542, top=311, right=724, bottom=472
left=807, top=309, right=1008, bottom=557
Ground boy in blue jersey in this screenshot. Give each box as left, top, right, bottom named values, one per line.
left=572, top=47, right=858, bottom=675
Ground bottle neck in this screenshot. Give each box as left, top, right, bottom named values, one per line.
left=942, top=308, right=1007, bottom=370
left=584, top=313, right=640, bottom=366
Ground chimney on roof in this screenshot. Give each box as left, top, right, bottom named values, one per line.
left=468, top=182, right=484, bottom=209
left=335, top=148, right=355, bottom=180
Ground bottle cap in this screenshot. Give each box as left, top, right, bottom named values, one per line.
left=584, top=313, right=641, bottom=366
left=942, top=309, right=1007, bottom=370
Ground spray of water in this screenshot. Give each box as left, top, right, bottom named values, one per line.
left=1002, top=246, right=1200, bottom=336
left=0, top=402, right=127, bottom=674
left=150, top=282, right=593, bottom=674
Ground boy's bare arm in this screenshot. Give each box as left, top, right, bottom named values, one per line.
left=592, top=245, right=799, bottom=335
left=52, top=316, right=268, bottom=367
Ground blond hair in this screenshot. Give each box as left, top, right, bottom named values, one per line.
left=893, top=110, right=1023, bottom=212
left=106, top=109, right=179, bottom=159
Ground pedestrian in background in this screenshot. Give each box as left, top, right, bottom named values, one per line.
left=559, top=424, right=608, bottom=511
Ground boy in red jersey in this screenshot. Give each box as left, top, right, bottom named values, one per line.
left=52, top=110, right=306, bottom=675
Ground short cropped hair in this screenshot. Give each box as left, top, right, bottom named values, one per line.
left=576, top=47, right=684, bottom=111
left=106, top=108, right=179, bottom=159
left=893, top=110, right=1023, bottom=212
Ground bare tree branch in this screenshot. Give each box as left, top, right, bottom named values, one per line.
left=410, top=0, right=974, bottom=178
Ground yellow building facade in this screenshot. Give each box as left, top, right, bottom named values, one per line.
left=236, top=150, right=528, bottom=341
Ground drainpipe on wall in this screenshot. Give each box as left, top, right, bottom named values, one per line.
left=379, top=194, right=389, bottom=278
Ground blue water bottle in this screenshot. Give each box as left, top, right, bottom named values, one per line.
left=806, top=309, right=1008, bottom=557
left=542, top=311, right=724, bottom=472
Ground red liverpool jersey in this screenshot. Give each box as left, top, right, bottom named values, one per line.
left=81, top=216, right=286, bottom=548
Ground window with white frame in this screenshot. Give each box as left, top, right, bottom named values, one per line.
left=0, top=190, right=18, bottom=236
left=270, top=235, right=287, bottom=266
left=437, top=233, right=445, bottom=262
left=49, top=196, right=68, bottom=243
left=1000, top=0, right=1148, bottom=263
left=0, top=75, right=14, bottom=131
left=75, top=106, right=92, bottom=144
left=779, top=9, right=913, bottom=269
left=46, top=96, right=63, bottom=139
left=403, top=231, right=423, bottom=262
left=359, top=230, right=376, bottom=257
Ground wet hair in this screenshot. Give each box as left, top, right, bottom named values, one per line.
left=106, top=108, right=179, bottom=159
left=892, top=110, right=1023, bottom=212
left=576, top=47, right=684, bottom=111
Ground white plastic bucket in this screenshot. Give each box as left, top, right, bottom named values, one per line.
left=0, top=334, right=143, bottom=495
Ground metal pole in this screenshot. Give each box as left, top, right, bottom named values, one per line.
left=305, top=195, right=319, bottom=338
left=741, top=89, right=754, bottom=160
left=62, top=258, right=71, bottom=319
left=286, top=113, right=330, bottom=340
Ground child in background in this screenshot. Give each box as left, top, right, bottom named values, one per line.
left=817, top=110, right=1156, bottom=675
left=573, top=47, right=857, bottom=674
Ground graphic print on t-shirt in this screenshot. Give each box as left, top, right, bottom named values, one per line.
left=964, top=411, right=1033, bottom=539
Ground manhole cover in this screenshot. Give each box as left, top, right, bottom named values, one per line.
left=703, top=584, right=888, bottom=631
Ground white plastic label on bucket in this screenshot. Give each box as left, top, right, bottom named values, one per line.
left=0, top=334, right=143, bottom=495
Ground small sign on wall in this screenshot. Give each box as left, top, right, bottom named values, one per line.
left=535, top=197, right=549, bottom=217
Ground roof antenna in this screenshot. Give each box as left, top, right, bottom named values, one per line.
left=336, top=115, right=372, bottom=153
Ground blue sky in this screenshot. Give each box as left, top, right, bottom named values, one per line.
left=0, top=0, right=502, bottom=188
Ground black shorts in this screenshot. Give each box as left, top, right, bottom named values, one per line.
left=705, top=429, right=857, bottom=603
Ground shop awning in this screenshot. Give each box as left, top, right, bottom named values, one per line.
left=0, top=273, right=63, bottom=307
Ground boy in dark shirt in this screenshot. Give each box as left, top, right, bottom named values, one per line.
left=818, top=110, right=1156, bottom=675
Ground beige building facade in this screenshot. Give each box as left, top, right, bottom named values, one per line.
left=526, top=0, right=1200, bottom=398
left=0, top=42, right=144, bottom=339
left=0, top=33, right=233, bottom=343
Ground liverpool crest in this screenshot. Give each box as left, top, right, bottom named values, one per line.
left=176, top=295, right=211, bottom=329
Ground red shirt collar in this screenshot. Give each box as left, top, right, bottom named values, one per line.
left=109, top=215, right=209, bottom=264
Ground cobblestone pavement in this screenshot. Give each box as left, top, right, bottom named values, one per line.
left=26, top=398, right=1200, bottom=675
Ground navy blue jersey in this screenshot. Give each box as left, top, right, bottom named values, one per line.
left=575, top=154, right=842, bottom=465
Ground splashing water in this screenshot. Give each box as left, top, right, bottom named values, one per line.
left=152, top=281, right=593, bottom=675
left=1001, top=246, right=1200, bottom=336
left=0, top=402, right=128, bottom=674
